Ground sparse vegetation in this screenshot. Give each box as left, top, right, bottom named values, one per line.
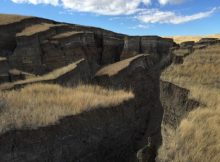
left=0, top=83, right=133, bottom=134
left=159, top=44, right=220, bottom=161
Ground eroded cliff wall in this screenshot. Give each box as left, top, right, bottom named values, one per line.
left=0, top=14, right=174, bottom=83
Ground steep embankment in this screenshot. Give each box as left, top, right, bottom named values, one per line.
left=158, top=39, right=220, bottom=162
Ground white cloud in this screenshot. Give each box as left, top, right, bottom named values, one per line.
left=10, top=0, right=218, bottom=25
left=61, top=0, right=151, bottom=15
left=11, top=0, right=151, bottom=15
left=11, top=0, right=59, bottom=5
left=109, top=17, right=121, bottom=21
left=129, top=24, right=149, bottom=29
left=137, top=24, right=149, bottom=29
left=11, top=0, right=185, bottom=7
left=158, top=0, right=184, bottom=5
left=136, top=7, right=217, bottom=24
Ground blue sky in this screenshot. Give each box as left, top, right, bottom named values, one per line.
left=0, top=0, right=220, bottom=36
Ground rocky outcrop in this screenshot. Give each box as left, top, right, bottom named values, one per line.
left=42, top=31, right=100, bottom=74
left=101, top=36, right=124, bottom=65
left=0, top=57, right=9, bottom=74
left=121, top=36, right=141, bottom=60
left=8, top=23, right=63, bottom=74
left=197, top=38, right=219, bottom=45
left=121, top=36, right=174, bottom=61
left=0, top=14, right=175, bottom=84
left=0, top=15, right=54, bottom=58
left=157, top=80, right=201, bottom=162
left=0, top=57, right=35, bottom=83
left=160, top=81, right=200, bottom=129
left=141, top=37, right=174, bottom=60
left=0, top=57, right=9, bottom=83
left=0, top=59, right=91, bottom=90
left=172, top=55, right=184, bottom=64
left=7, top=24, right=100, bottom=75
left=180, top=41, right=195, bottom=47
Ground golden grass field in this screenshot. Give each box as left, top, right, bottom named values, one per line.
left=96, top=54, right=146, bottom=77
left=0, top=84, right=133, bottom=134
left=0, top=14, right=31, bottom=25
left=159, top=43, right=220, bottom=161
left=166, top=34, right=220, bottom=44
left=17, top=23, right=55, bottom=36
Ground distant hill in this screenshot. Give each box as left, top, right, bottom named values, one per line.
left=165, top=34, right=220, bottom=43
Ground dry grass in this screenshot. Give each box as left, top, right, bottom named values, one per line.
left=162, top=45, right=220, bottom=90
left=0, top=14, right=31, bottom=25
left=166, top=34, right=220, bottom=44
left=17, top=23, right=55, bottom=36
left=0, top=83, right=133, bottom=134
left=158, top=86, right=220, bottom=162
left=0, top=59, right=84, bottom=90
left=52, top=31, right=84, bottom=39
left=169, top=106, right=220, bottom=162
left=96, top=54, right=146, bottom=77
left=159, top=44, right=220, bottom=161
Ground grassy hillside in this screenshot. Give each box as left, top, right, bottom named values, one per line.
left=0, top=84, right=133, bottom=134
left=0, top=14, right=31, bottom=25
left=159, top=44, right=220, bottom=161
left=162, top=44, right=220, bottom=89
